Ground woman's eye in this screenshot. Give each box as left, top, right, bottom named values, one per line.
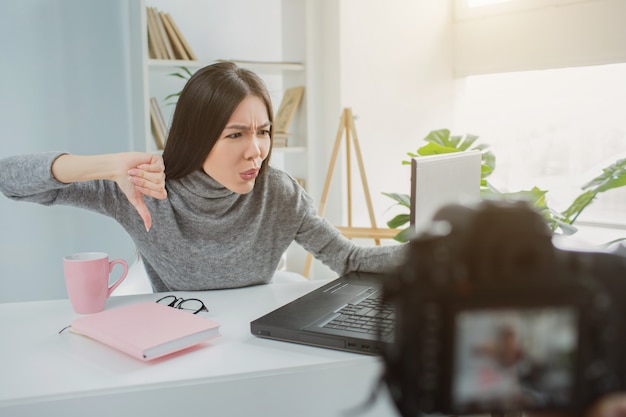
left=226, top=132, right=242, bottom=139
left=259, top=129, right=271, bottom=136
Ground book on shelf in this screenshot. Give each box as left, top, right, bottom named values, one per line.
left=160, top=11, right=188, bottom=60
left=146, top=7, right=174, bottom=59
left=149, top=97, right=168, bottom=150
left=273, top=86, right=305, bottom=138
left=154, top=7, right=175, bottom=59
left=67, top=301, right=221, bottom=361
left=163, top=12, right=197, bottom=60
left=146, top=7, right=196, bottom=61
left=145, top=7, right=161, bottom=59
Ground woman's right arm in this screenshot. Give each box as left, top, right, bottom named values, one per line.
left=51, top=153, right=167, bottom=231
left=1, top=152, right=167, bottom=231
left=51, top=153, right=136, bottom=184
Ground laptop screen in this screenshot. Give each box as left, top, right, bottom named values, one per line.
left=410, top=151, right=482, bottom=233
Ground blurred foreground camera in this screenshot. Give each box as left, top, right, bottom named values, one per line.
left=381, top=200, right=626, bottom=416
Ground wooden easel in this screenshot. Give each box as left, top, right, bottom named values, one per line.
left=303, top=108, right=399, bottom=277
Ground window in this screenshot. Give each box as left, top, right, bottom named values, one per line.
left=454, top=63, right=626, bottom=227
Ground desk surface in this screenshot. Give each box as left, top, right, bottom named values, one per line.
left=0, top=280, right=398, bottom=417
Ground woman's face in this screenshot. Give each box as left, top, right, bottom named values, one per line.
left=202, top=95, right=271, bottom=194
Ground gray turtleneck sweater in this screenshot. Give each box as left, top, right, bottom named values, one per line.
left=0, top=152, right=406, bottom=292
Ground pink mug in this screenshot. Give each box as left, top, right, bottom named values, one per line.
left=64, top=252, right=128, bottom=314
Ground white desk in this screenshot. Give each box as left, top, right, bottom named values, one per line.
left=0, top=280, right=399, bottom=417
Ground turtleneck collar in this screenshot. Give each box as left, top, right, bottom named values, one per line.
left=175, top=169, right=235, bottom=199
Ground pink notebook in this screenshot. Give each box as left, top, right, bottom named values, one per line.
left=69, top=301, right=221, bottom=361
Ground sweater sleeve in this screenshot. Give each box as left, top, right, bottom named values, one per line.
left=293, top=191, right=408, bottom=275
left=0, top=152, right=69, bottom=203
left=0, top=152, right=129, bottom=218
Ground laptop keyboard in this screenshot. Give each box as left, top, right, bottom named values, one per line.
left=322, top=292, right=395, bottom=336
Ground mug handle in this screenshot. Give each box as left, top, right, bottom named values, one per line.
left=107, top=259, right=129, bottom=297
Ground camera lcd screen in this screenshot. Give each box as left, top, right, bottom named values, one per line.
left=452, top=306, right=578, bottom=411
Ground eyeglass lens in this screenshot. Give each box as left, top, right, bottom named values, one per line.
left=156, top=296, right=208, bottom=314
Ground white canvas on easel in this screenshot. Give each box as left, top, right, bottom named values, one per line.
left=410, top=151, right=482, bottom=233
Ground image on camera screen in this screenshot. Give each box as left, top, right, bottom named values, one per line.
left=451, top=307, right=578, bottom=411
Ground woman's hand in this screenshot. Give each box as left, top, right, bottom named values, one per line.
left=118, top=153, right=167, bottom=231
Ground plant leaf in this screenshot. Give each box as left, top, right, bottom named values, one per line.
left=424, top=129, right=450, bottom=147
left=180, top=66, right=193, bottom=77
left=168, top=72, right=190, bottom=80
left=581, top=158, right=626, bottom=192
left=402, top=142, right=458, bottom=164
left=416, top=142, right=460, bottom=156
left=481, top=150, right=496, bottom=178
left=382, top=192, right=411, bottom=208
left=164, top=92, right=181, bottom=101
left=459, top=133, right=479, bottom=151
left=581, top=158, right=626, bottom=188
left=448, top=135, right=462, bottom=148
left=552, top=218, right=579, bottom=235
left=483, top=187, right=548, bottom=205
left=165, top=67, right=193, bottom=105
left=387, top=213, right=411, bottom=229
left=561, top=190, right=597, bottom=223
left=393, top=227, right=415, bottom=243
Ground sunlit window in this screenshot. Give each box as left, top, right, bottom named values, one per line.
left=454, top=63, right=626, bottom=226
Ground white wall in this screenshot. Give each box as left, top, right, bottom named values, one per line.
left=0, top=0, right=137, bottom=302
left=332, top=0, right=455, bottom=234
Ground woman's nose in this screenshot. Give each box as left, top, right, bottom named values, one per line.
left=244, top=136, right=263, bottom=159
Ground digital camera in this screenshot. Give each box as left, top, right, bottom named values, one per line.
left=380, top=200, right=626, bottom=416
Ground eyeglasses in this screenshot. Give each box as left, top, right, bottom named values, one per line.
left=156, top=295, right=208, bottom=315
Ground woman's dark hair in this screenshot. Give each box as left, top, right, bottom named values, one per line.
left=162, top=61, right=274, bottom=180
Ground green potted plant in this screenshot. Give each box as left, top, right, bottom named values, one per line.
left=385, top=129, right=626, bottom=243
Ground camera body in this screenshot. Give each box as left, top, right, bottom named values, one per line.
left=381, top=201, right=626, bottom=416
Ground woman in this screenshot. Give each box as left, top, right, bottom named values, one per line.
left=0, top=62, right=405, bottom=292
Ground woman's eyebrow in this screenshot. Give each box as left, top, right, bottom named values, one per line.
left=224, top=121, right=272, bottom=130
left=224, top=123, right=249, bottom=130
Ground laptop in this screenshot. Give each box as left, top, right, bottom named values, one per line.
left=251, top=271, right=393, bottom=354
left=250, top=151, right=482, bottom=354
